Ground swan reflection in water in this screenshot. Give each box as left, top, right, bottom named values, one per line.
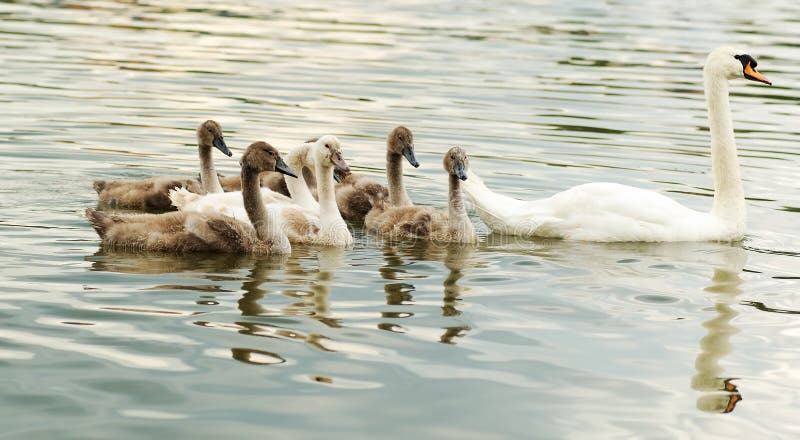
left=692, top=246, right=746, bottom=414
left=86, top=247, right=344, bottom=359
left=378, top=240, right=484, bottom=344
left=493, top=237, right=748, bottom=415
left=237, top=247, right=345, bottom=328
left=86, top=248, right=262, bottom=276
left=86, top=238, right=752, bottom=403
left=233, top=246, right=347, bottom=354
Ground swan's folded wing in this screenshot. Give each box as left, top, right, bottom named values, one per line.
left=172, top=187, right=303, bottom=217
left=258, top=188, right=295, bottom=204
left=542, top=183, right=719, bottom=241
left=182, top=213, right=259, bottom=253
left=202, top=217, right=253, bottom=253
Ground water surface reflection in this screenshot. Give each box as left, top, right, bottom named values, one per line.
left=692, top=248, right=746, bottom=414
left=4, top=1, right=800, bottom=434
left=379, top=241, right=484, bottom=343
left=487, top=237, right=753, bottom=414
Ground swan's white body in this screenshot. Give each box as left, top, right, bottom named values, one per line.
left=465, top=174, right=733, bottom=241
left=170, top=186, right=318, bottom=228
left=463, top=47, right=767, bottom=243
left=171, top=136, right=352, bottom=247
left=171, top=187, right=299, bottom=216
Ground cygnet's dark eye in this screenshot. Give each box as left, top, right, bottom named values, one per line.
left=207, top=128, right=213, bottom=133
left=325, top=143, right=331, bottom=149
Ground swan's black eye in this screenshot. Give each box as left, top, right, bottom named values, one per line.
left=207, top=128, right=213, bottom=133
left=325, top=144, right=331, bottom=149
left=735, top=54, right=756, bottom=69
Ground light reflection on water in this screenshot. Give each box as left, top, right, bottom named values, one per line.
left=1, top=0, right=800, bottom=438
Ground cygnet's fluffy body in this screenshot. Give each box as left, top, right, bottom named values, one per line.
left=86, top=141, right=298, bottom=254
left=365, top=146, right=476, bottom=243
left=93, top=120, right=232, bottom=211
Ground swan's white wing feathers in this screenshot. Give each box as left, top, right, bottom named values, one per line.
left=171, top=187, right=316, bottom=217
left=538, top=183, right=723, bottom=241
left=464, top=172, right=732, bottom=242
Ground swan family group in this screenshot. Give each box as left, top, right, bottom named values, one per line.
left=86, top=47, right=772, bottom=254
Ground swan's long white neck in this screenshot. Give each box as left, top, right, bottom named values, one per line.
left=199, top=140, right=224, bottom=194
left=242, top=165, right=288, bottom=252
left=285, top=144, right=320, bottom=210
left=314, top=156, right=352, bottom=246
left=704, top=68, right=746, bottom=230
left=387, top=152, right=413, bottom=207
left=315, top=162, right=343, bottom=224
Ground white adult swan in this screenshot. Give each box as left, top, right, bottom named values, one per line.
left=463, top=47, right=771, bottom=242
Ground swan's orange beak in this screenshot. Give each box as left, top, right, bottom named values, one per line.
left=744, top=62, right=771, bottom=85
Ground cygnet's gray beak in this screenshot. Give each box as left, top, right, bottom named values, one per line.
left=454, top=160, right=468, bottom=181
left=332, top=152, right=351, bottom=181
left=333, top=167, right=350, bottom=183
left=402, top=144, right=420, bottom=168
left=213, top=135, right=233, bottom=157
left=275, top=156, right=298, bottom=178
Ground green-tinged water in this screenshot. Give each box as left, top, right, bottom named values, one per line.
left=1, top=1, right=799, bottom=438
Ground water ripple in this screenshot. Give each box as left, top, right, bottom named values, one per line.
left=1, top=0, right=800, bottom=437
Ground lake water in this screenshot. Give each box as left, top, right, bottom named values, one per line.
left=1, top=0, right=799, bottom=438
